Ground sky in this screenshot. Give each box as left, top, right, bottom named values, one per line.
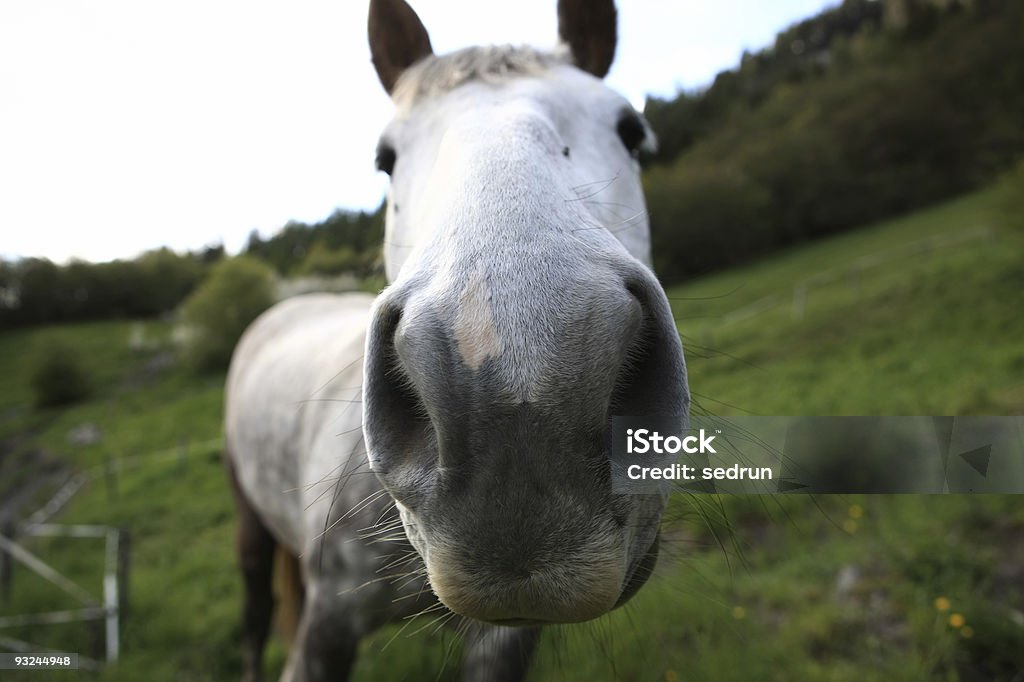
left=0, top=0, right=837, bottom=264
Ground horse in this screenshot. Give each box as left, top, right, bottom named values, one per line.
left=224, top=1, right=689, bottom=679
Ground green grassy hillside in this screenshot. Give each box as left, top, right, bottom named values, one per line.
left=0, top=186, right=1021, bottom=680
left=670, top=188, right=1024, bottom=416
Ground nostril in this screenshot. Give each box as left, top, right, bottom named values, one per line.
left=382, top=314, right=426, bottom=419
left=609, top=274, right=689, bottom=419
left=363, top=303, right=434, bottom=485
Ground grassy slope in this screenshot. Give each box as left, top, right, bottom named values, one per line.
left=671, top=189, right=1024, bottom=416
left=0, top=187, right=1022, bottom=681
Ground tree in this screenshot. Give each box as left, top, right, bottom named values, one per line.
left=178, top=257, right=277, bottom=371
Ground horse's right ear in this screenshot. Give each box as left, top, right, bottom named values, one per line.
left=368, top=0, right=434, bottom=95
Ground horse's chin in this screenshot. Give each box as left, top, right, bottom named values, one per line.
left=397, top=500, right=662, bottom=625
left=482, top=539, right=660, bottom=625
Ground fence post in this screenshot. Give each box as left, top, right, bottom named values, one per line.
left=0, top=516, right=13, bottom=603
left=104, top=529, right=119, bottom=662
left=117, top=528, right=131, bottom=619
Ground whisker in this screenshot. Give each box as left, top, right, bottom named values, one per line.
left=294, top=397, right=363, bottom=405
left=339, top=570, right=421, bottom=595
left=424, top=610, right=458, bottom=636
left=377, top=550, right=421, bottom=574
left=568, top=173, right=620, bottom=199
left=301, top=456, right=372, bottom=510
left=315, top=434, right=366, bottom=569
left=665, top=283, right=747, bottom=302
left=377, top=599, right=450, bottom=653
left=392, top=569, right=429, bottom=594
left=690, top=391, right=757, bottom=415
left=308, top=355, right=364, bottom=398
left=311, top=487, right=389, bottom=536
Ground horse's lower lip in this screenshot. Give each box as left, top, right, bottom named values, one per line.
left=488, top=617, right=549, bottom=627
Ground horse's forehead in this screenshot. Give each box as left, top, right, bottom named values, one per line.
left=395, top=67, right=614, bottom=135
left=380, top=64, right=651, bottom=279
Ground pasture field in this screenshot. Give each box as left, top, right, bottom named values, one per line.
left=0, top=187, right=1022, bottom=680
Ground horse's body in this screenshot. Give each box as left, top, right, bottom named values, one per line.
left=226, top=293, right=372, bottom=565
left=225, top=2, right=689, bottom=680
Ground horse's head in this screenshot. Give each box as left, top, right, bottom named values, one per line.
left=363, top=0, right=688, bottom=625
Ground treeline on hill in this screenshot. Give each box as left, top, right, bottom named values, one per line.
left=643, top=0, right=1024, bottom=282
left=243, top=208, right=383, bottom=277
left=0, top=247, right=221, bottom=327
left=0, top=209, right=383, bottom=328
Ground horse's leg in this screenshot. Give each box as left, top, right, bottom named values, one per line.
left=227, top=459, right=277, bottom=682
left=460, top=624, right=540, bottom=682
left=280, top=581, right=360, bottom=682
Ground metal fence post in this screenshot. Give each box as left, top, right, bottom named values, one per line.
left=103, top=529, right=119, bottom=662
left=0, top=517, right=13, bottom=603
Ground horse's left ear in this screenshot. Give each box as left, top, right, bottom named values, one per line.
left=557, top=0, right=617, bottom=78
left=369, top=0, right=434, bottom=94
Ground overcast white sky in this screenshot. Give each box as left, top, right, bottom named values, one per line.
left=0, top=0, right=836, bottom=263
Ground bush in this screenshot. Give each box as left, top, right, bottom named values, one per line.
left=646, top=164, right=773, bottom=281
left=30, top=340, right=92, bottom=408
left=296, top=241, right=377, bottom=278
left=179, top=257, right=276, bottom=371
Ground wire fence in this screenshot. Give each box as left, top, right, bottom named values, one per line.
left=0, top=435, right=224, bottom=669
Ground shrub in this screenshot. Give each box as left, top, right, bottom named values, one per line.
left=30, top=340, right=92, bottom=408
left=178, top=257, right=276, bottom=371
left=646, top=164, right=773, bottom=282
left=296, top=241, right=376, bottom=277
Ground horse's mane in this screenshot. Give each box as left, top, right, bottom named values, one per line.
left=392, top=45, right=568, bottom=111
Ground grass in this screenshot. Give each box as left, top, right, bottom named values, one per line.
left=0, top=186, right=1022, bottom=680
left=669, top=190, right=1024, bottom=415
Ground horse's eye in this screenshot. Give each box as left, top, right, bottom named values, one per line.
left=375, top=144, right=397, bottom=176
left=616, top=113, right=647, bottom=158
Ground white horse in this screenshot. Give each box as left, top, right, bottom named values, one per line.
left=224, top=1, right=689, bottom=680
